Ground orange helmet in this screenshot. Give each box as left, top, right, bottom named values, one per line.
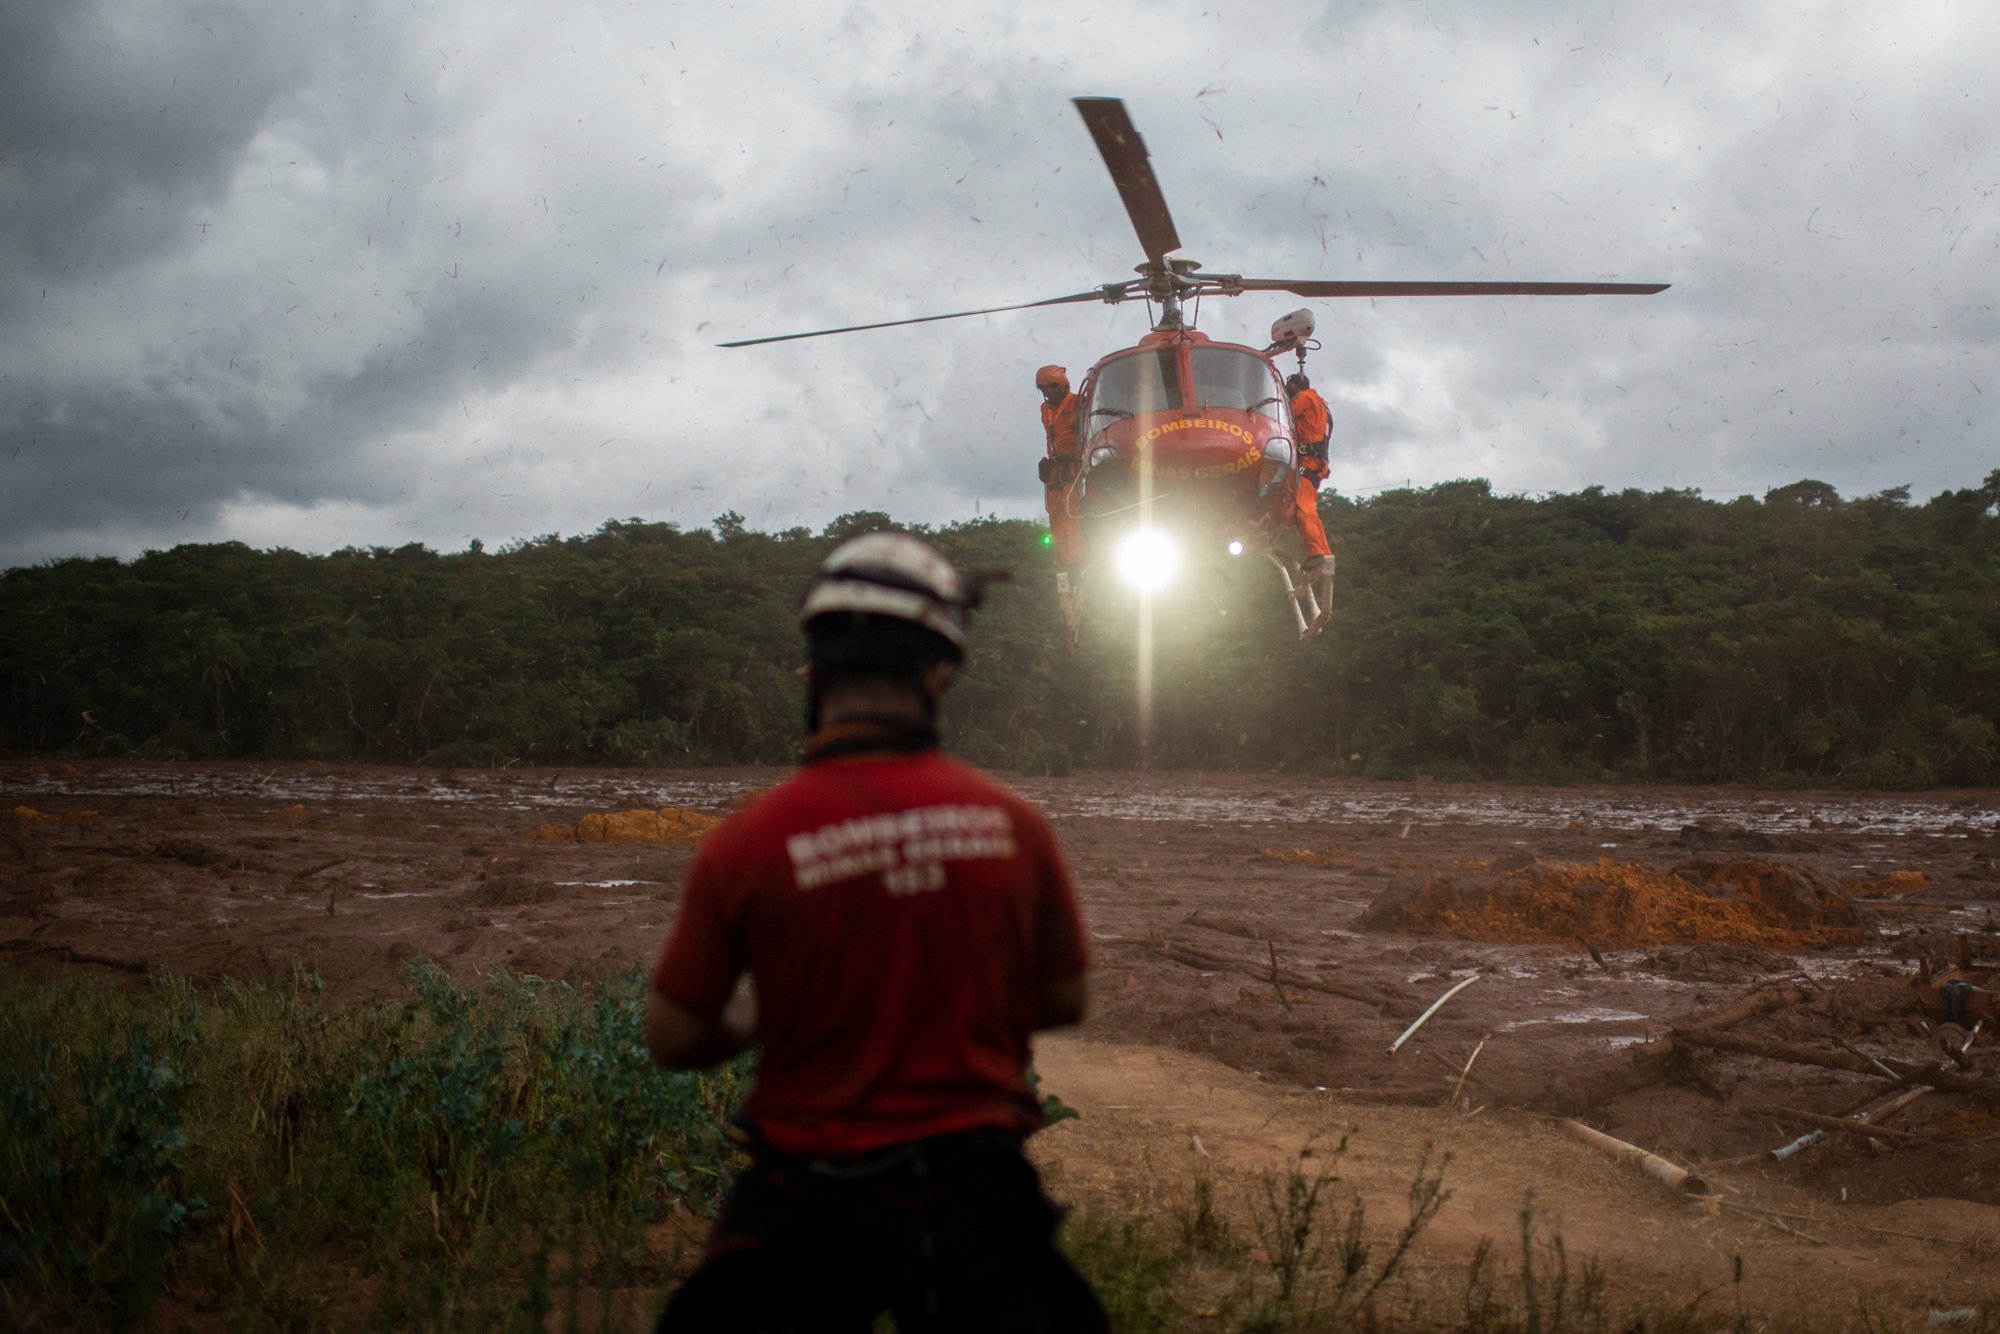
left=1034, top=364, right=1069, bottom=392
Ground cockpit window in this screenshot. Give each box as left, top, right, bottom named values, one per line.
left=1087, top=350, right=1182, bottom=424
left=1190, top=347, right=1286, bottom=421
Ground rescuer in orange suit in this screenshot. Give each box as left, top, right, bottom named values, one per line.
left=1036, top=365, right=1084, bottom=566
left=1286, top=372, right=1332, bottom=572
left=1037, top=365, right=1086, bottom=651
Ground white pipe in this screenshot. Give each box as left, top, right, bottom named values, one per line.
left=1388, top=973, right=1481, bottom=1054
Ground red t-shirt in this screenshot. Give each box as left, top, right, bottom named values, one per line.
left=652, top=750, right=1090, bottom=1156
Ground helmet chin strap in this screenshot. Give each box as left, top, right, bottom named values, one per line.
left=803, top=664, right=944, bottom=736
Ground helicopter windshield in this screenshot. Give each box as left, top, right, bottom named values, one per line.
left=1087, top=349, right=1182, bottom=421
left=1190, top=347, right=1286, bottom=421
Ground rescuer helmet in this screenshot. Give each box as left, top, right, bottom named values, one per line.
left=799, top=531, right=969, bottom=661
left=1034, top=364, right=1069, bottom=393
left=1285, top=373, right=1310, bottom=394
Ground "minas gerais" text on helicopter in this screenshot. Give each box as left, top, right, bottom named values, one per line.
left=721, top=97, right=1668, bottom=649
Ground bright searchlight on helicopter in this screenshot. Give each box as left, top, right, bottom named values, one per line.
left=1116, top=529, right=1180, bottom=592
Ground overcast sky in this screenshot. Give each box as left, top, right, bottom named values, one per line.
left=4, top=0, right=1996, bottom=569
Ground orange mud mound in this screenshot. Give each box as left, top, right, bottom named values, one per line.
left=1850, top=868, right=1928, bottom=895
left=1360, top=855, right=1872, bottom=949
left=530, top=807, right=719, bottom=847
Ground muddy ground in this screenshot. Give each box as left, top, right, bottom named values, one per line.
left=5, top=759, right=1998, bottom=1325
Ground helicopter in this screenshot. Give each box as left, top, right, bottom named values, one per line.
left=721, top=97, right=1668, bottom=650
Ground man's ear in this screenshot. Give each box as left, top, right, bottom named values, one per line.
left=923, top=659, right=957, bottom=699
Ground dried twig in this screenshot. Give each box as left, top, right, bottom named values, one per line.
left=1451, top=1037, right=1488, bottom=1107
left=1267, top=940, right=1293, bottom=1013
left=1719, top=1199, right=1827, bottom=1245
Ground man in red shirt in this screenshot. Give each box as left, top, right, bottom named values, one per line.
left=647, top=531, right=1103, bottom=1332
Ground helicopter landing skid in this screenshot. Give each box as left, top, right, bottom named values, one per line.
left=1266, top=551, right=1334, bottom=642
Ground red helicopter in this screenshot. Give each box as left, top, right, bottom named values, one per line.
left=722, top=97, right=1667, bottom=649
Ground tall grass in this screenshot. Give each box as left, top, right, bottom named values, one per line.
left=0, top=962, right=747, bottom=1331
left=3, top=968, right=1970, bottom=1332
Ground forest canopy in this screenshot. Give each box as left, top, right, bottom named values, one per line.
left=4, top=475, right=1997, bottom=787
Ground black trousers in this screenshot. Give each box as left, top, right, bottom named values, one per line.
left=656, top=1130, right=1107, bottom=1334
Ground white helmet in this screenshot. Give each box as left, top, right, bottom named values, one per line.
left=799, top=532, right=969, bottom=657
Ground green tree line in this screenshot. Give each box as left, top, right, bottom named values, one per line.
left=4, top=475, right=1997, bottom=786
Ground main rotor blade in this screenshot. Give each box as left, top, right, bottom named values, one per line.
left=1232, top=278, right=1670, bottom=298
left=1073, top=96, right=1181, bottom=267
left=716, top=289, right=1114, bottom=348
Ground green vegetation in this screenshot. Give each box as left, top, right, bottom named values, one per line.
left=5, top=473, right=1999, bottom=785
left=0, top=963, right=746, bottom=1331
left=0, top=969, right=1974, bottom=1331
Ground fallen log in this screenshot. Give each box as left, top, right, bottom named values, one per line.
left=1560, top=1119, right=1714, bottom=1198
left=1675, top=1028, right=1880, bottom=1073
left=1684, top=984, right=1812, bottom=1035
left=1673, top=1029, right=1997, bottom=1096
left=1157, top=938, right=1405, bottom=1011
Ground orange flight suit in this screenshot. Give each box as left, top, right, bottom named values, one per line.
left=1290, top=387, right=1332, bottom=562
left=1041, top=391, right=1085, bottom=566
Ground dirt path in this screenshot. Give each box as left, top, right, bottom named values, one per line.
left=6, top=759, right=1999, bottom=1322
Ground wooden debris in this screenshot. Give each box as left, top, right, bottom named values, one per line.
left=1836, top=1037, right=1898, bottom=1078
left=1675, top=1029, right=1997, bottom=1096
left=1451, top=1037, right=1488, bottom=1107
left=1720, top=1199, right=1828, bottom=1245
left=1267, top=941, right=1293, bottom=1013
left=1156, top=937, right=1403, bottom=1010
left=1423, top=1047, right=1499, bottom=1097
left=1832, top=1062, right=1936, bottom=1117
left=1740, top=1102, right=1930, bottom=1144
left=1863, top=1086, right=1933, bottom=1127
left=1678, top=1028, right=1896, bottom=1075
left=1561, top=1119, right=1714, bottom=1198
left=1684, top=984, right=1811, bottom=1035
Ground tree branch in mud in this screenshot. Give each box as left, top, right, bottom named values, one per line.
left=1155, top=937, right=1407, bottom=1012
left=1737, top=1103, right=1933, bottom=1144
left=1673, top=1028, right=1998, bottom=1096
left=1684, top=984, right=1812, bottom=1034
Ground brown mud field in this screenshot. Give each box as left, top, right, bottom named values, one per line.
left=6, top=759, right=2000, bottom=1326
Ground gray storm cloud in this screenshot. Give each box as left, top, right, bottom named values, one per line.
left=4, top=0, right=1997, bottom=569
